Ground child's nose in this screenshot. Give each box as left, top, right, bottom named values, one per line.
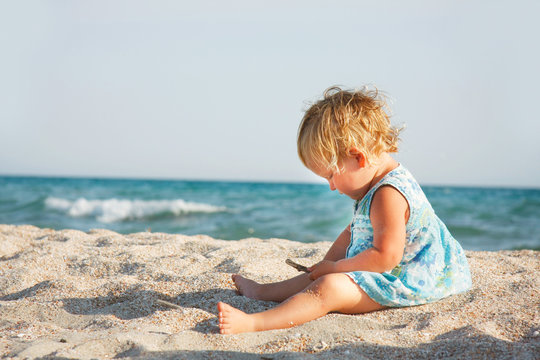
left=328, top=180, right=336, bottom=191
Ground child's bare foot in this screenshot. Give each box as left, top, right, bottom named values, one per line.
left=232, top=274, right=262, bottom=299
left=217, top=302, right=257, bottom=334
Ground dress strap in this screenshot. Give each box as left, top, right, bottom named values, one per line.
left=355, top=164, right=404, bottom=216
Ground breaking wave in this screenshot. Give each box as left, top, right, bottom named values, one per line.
left=45, top=197, right=227, bottom=223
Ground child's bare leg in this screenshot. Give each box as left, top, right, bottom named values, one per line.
left=232, top=272, right=311, bottom=302
left=219, top=273, right=384, bottom=334
left=233, top=226, right=351, bottom=302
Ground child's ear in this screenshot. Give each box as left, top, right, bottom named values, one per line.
left=348, top=147, right=366, bottom=168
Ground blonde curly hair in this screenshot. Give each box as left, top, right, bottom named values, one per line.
left=297, top=86, right=401, bottom=172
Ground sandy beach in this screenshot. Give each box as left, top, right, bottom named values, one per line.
left=0, top=224, right=538, bottom=359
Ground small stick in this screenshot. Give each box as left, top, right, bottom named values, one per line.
left=286, top=259, right=309, bottom=272
left=155, top=299, right=182, bottom=309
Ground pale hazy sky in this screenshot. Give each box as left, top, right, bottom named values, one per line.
left=1, top=1, right=539, bottom=187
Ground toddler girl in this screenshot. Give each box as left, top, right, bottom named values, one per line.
left=217, top=86, right=472, bottom=334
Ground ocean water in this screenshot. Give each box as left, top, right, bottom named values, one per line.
left=1, top=176, right=539, bottom=251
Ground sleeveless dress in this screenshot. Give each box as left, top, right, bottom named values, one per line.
left=345, top=164, right=472, bottom=307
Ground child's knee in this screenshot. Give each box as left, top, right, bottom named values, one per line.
left=311, top=273, right=351, bottom=297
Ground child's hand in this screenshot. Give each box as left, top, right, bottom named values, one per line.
left=308, top=260, right=337, bottom=280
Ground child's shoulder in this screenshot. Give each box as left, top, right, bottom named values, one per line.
left=370, top=184, right=410, bottom=224
left=380, top=165, right=422, bottom=193
left=373, top=164, right=429, bottom=209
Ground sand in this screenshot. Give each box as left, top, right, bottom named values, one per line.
left=0, top=224, right=538, bottom=359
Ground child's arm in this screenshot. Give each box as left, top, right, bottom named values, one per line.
left=309, top=186, right=408, bottom=279
left=322, top=224, right=351, bottom=261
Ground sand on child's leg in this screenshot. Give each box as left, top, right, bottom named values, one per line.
left=219, top=273, right=384, bottom=334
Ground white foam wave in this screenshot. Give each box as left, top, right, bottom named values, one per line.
left=45, top=197, right=227, bottom=223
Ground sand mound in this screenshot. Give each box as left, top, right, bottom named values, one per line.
left=1, top=225, right=538, bottom=359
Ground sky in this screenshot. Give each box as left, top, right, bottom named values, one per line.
left=1, top=1, right=539, bottom=188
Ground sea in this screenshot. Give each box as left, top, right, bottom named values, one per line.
left=1, top=176, right=539, bottom=251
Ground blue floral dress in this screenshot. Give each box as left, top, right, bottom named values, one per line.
left=345, top=164, right=471, bottom=307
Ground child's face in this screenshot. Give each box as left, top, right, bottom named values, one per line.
left=311, top=155, right=368, bottom=201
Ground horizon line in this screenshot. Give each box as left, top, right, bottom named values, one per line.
left=1, top=172, right=539, bottom=191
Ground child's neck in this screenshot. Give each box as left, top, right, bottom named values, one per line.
left=366, top=153, right=399, bottom=192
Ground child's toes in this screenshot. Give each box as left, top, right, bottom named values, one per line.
left=217, top=301, right=228, bottom=314
left=216, top=301, right=253, bottom=334
left=217, top=303, right=231, bottom=322
left=219, top=323, right=231, bottom=334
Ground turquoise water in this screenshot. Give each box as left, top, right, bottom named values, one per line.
left=1, top=176, right=539, bottom=251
